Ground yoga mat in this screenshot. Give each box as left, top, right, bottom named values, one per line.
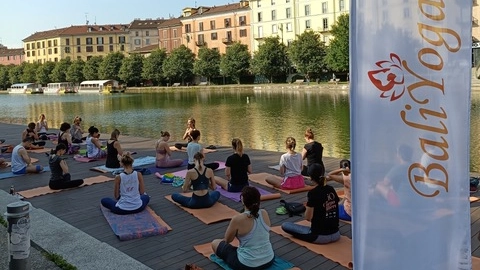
left=27, top=147, right=52, bottom=154
left=100, top=206, right=171, bottom=241
left=169, top=146, right=217, bottom=153
left=271, top=220, right=353, bottom=269
left=471, top=196, right=480, bottom=203
left=215, top=186, right=281, bottom=202
left=156, top=161, right=226, bottom=179
left=165, top=194, right=237, bottom=224
left=147, top=159, right=188, bottom=174
left=74, top=155, right=100, bottom=163
left=193, top=241, right=299, bottom=270
left=473, top=256, right=480, bottom=270
left=249, top=173, right=315, bottom=194
left=0, top=166, right=50, bottom=180
left=91, top=156, right=157, bottom=173
left=17, top=175, right=114, bottom=198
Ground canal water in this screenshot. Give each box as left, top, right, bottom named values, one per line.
left=0, top=88, right=479, bottom=171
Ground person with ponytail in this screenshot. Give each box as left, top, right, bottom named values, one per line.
left=171, top=152, right=220, bottom=209
left=105, top=129, right=123, bottom=168
left=155, top=131, right=184, bottom=168
left=281, top=163, right=340, bottom=244
left=49, top=143, right=84, bottom=190
left=101, top=153, right=150, bottom=215
left=186, top=129, right=219, bottom=170
left=301, top=128, right=325, bottom=177
left=212, top=186, right=275, bottom=269
left=215, top=138, right=252, bottom=192
left=86, top=126, right=106, bottom=159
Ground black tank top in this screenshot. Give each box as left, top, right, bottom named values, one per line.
left=58, top=132, right=69, bottom=147
left=105, top=140, right=120, bottom=168
left=191, top=168, right=209, bottom=190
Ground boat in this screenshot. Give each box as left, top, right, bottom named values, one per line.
left=78, top=80, right=119, bottom=94
left=30, top=87, right=44, bottom=94
left=44, top=82, right=75, bottom=94
left=8, top=83, right=37, bottom=94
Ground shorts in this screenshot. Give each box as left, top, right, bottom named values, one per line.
left=281, top=175, right=305, bottom=190
left=12, top=167, right=27, bottom=175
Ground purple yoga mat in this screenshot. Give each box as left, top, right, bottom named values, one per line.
left=216, top=185, right=273, bottom=202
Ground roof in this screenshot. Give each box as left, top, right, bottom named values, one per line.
left=11, top=83, right=35, bottom=87
left=23, top=24, right=129, bottom=42
left=180, top=3, right=250, bottom=21
left=80, top=80, right=118, bottom=85
left=129, top=18, right=165, bottom=29
left=130, top=44, right=160, bottom=53
left=158, top=17, right=182, bottom=28
left=0, top=48, right=24, bottom=57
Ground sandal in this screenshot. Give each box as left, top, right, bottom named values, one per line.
left=276, top=206, right=288, bottom=215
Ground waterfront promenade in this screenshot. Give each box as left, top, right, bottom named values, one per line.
left=1, top=122, right=480, bottom=269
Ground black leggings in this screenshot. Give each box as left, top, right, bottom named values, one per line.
left=49, top=174, right=84, bottom=190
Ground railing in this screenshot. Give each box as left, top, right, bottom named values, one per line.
left=222, top=38, right=233, bottom=44
left=195, top=40, right=206, bottom=47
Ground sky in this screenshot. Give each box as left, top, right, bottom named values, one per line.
left=0, top=0, right=231, bottom=48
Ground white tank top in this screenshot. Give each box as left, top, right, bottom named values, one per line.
left=115, top=171, right=142, bottom=210
left=11, top=145, right=27, bottom=173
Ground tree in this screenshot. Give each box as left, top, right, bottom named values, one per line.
left=21, top=62, right=40, bottom=83
left=8, top=64, right=24, bottom=84
left=220, top=42, right=250, bottom=84
left=66, top=59, right=85, bottom=84
left=0, top=65, right=13, bottom=89
left=251, top=37, right=290, bottom=83
left=142, top=49, right=167, bottom=85
left=50, top=57, right=72, bottom=82
left=83, top=56, right=103, bottom=80
left=193, top=47, right=221, bottom=83
left=119, top=54, right=144, bottom=86
left=288, top=31, right=327, bottom=80
left=36, top=62, right=56, bottom=85
left=325, top=14, right=350, bottom=72
left=162, top=45, right=195, bottom=84
left=98, top=52, right=125, bottom=80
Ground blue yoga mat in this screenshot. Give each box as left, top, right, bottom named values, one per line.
left=0, top=166, right=50, bottom=180
left=91, top=156, right=157, bottom=173
left=210, top=254, right=295, bottom=270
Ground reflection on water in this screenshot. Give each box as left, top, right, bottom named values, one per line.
left=0, top=89, right=479, bottom=171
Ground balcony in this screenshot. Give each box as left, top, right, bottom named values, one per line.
left=254, top=34, right=265, bottom=40
left=196, top=40, right=206, bottom=47
left=222, top=38, right=233, bottom=44
left=318, top=27, right=330, bottom=33
left=474, top=16, right=479, bottom=27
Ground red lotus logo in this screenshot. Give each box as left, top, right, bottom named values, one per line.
left=368, top=53, right=405, bottom=101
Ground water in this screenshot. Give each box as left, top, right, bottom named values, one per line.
left=0, top=88, right=479, bottom=171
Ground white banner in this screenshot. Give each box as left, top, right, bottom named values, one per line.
left=350, top=1, right=472, bottom=269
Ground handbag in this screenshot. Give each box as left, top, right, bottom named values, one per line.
left=280, top=199, right=306, bottom=217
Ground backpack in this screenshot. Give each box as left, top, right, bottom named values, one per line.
left=280, top=199, right=306, bottom=217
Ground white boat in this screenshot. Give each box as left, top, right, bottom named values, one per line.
left=8, top=83, right=37, bottom=94
left=78, top=80, right=119, bottom=94
left=44, top=82, right=75, bottom=94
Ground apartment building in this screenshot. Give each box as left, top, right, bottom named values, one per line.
left=158, top=17, right=183, bottom=53
left=180, top=1, right=251, bottom=55
left=128, top=18, right=164, bottom=51
left=0, top=45, right=24, bottom=65
left=249, top=0, right=349, bottom=52
left=22, top=24, right=129, bottom=63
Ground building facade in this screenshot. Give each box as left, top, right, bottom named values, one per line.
left=128, top=18, right=164, bottom=51
left=0, top=45, right=24, bottom=65
left=23, top=24, right=130, bottom=63
left=158, top=17, right=183, bottom=53
left=249, top=0, right=349, bottom=52
left=180, top=1, right=251, bottom=55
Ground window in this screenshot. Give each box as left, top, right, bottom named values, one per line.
left=257, top=26, right=263, bottom=38
left=257, top=0, right=261, bottom=7
left=226, top=31, right=232, bottom=40
left=77, top=46, right=81, bottom=53
left=48, top=48, right=52, bottom=55
left=286, top=0, right=290, bottom=2
left=305, top=20, right=311, bottom=29
left=211, top=32, right=218, bottom=40
left=134, top=39, right=141, bottom=45
left=258, top=12, right=262, bottom=22
left=54, top=40, right=58, bottom=46
left=65, top=47, right=70, bottom=53
left=27, top=44, right=30, bottom=50
left=135, top=31, right=139, bottom=36
left=239, top=29, right=247, bottom=37
left=224, top=18, right=231, bottom=28
left=323, top=18, right=329, bottom=30
left=287, top=39, right=293, bottom=46
left=66, top=39, right=70, bottom=46
left=286, top=8, right=291, bottom=18
left=54, top=58, right=58, bottom=62
left=32, top=51, right=35, bottom=56
left=37, top=42, right=40, bottom=48
left=173, top=29, right=177, bottom=38
left=54, top=48, right=58, bottom=54
left=86, top=46, right=93, bottom=52
left=42, top=41, right=45, bottom=48
left=272, top=24, right=278, bottom=33
left=271, top=0, right=275, bottom=4
left=322, top=2, right=328, bottom=13
left=97, top=37, right=104, bottom=44
left=32, top=43, right=35, bottom=49
left=286, top=22, right=292, bottom=32
left=185, top=24, right=191, bottom=33
left=197, top=34, right=204, bottom=43
left=97, top=46, right=104, bottom=52
left=146, top=39, right=150, bottom=45
left=164, top=41, right=167, bottom=48
left=77, top=38, right=81, bottom=45
left=109, top=45, right=114, bottom=52
left=120, top=45, right=125, bottom=51
left=174, top=40, right=178, bottom=48
left=146, top=30, right=149, bottom=36
left=210, top=20, right=216, bottom=30
left=26, top=51, right=30, bottom=57
left=86, top=38, right=93, bottom=45
left=199, top=22, right=204, bottom=31
left=305, top=5, right=311, bottom=16
left=48, top=40, right=52, bottom=47
left=339, top=0, right=345, bottom=11
left=239, top=16, right=246, bottom=26
left=272, top=10, right=276, bottom=20
left=119, top=36, right=126, bottom=43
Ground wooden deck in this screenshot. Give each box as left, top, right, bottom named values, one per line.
left=0, top=122, right=478, bottom=269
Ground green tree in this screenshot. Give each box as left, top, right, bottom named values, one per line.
left=0, top=65, right=13, bottom=89
left=66, top=59, right=85, bottom=84
left=251, top=37, right=290, bottom=83
left=50, top=57, right=72, bottom=82
left=9, top=64, right=24, bottom=84
left=83, top=56, right=103, bottom=80
left=288, top=31, right=327, bottom=80
left=220, top=42, right=250, bottom=84
left=36, top=62, right=56, bottom=85
left=142, top=49, right=167, bottom=85
left=21, top=62, right=40, bottom=83
left=162, top=45, right=195, bottom=84
left=325, top=14, right=350, bottom=72
left=193, top=47, right=220, bottom=83
left=119, top=54, right=144, bottom=86
left=98, top=52, right=124, bottom=80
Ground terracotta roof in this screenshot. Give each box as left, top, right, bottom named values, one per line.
left=158, top=17, right=182, bottom=28
left=130, top=44, right=160, bottom=53
left=181, top=3, right=250, bottom=20
left=129, top=19, right=165, bottom=29
left=0, top=48, right=24, bottom=57
left=23, top=24, right=129, bottom=41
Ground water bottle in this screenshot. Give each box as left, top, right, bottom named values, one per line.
left=9, top=185, right=15, bottom=195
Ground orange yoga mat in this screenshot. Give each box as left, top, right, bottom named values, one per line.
left=27, top=147, right=52, bottom=154
left=271, top=220, right=353, bottom=269
left=471, top=197, right=480, bottom=203
left=249, top=173, right=315, bottom=194
left=169, top=146, right=217, bottom=153
left=473, top=256, right=480, bottom=270
left=165, top=194, right=237, bottom=224
left=17, top=175, right=114, bottom=198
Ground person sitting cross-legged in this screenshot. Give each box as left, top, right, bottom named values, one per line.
left=11, top=137, right=44, bottom=175
left=49, top=143, right=84, bottom=190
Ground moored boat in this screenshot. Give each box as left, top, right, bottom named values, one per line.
left=78, top=80, right=119, bottom=94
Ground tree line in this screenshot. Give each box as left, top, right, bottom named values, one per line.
left=0, top=14, right=349, bottom=89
